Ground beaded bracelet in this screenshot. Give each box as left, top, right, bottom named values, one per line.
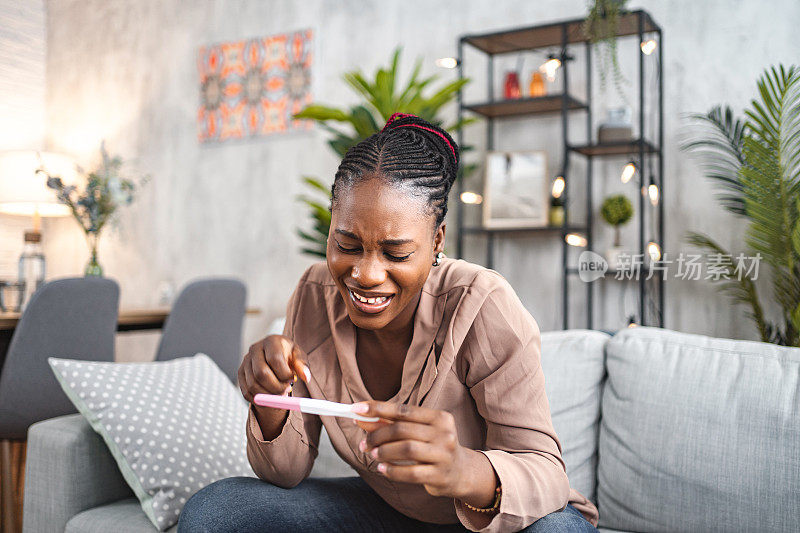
left=463, top=485, right=502, bottom=514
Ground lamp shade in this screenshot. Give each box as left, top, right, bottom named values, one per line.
left=0, top=150, right=77, bottom=217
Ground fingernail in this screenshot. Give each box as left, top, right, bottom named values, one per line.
left=303, top=366, right=311, bottom=382
left=351, top=403, right=368, bottom=414
left=359, top=439, right=366, bottom=452
left=282, top=384, right=292, bottom=396
left=370, top=448, right=378, bottom=458
left=377, top=463, right=386, bottom=473
left=351, top=418, right=358, bottom=425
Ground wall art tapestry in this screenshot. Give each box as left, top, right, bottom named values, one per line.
left=197, top=29, right=313, bottom=142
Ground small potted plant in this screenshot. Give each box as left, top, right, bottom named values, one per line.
left=600, top=194, right=633, bottom=269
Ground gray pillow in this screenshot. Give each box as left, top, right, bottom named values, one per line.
left=540, top=329, right=608, bottom=503
left=49, top=353, right=255, bottom=531
left=598, top=327, right=800, bottom=532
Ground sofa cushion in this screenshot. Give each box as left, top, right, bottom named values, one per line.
left=540, top=329, right=609, bottom=503
left=66, top=497, right=176, bottom=533
left=598, top=327, right=800, bottom=532
left=49, top=354, right=255, bottom=531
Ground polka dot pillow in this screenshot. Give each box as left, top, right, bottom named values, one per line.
left=49, top=353, right=255, bottom=531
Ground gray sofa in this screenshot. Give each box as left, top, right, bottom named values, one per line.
left=23, top=327, right=800, bottom=532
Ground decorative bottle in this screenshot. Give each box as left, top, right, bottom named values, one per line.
left=503, top=71, right=521, bottom=99
left=18, top=231, right=46, bottom=310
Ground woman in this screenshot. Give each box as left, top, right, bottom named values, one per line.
left=179, top=114, right=599, bottom=532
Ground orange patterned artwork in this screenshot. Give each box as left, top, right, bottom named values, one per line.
left=197, top=29, right=313, bottom=142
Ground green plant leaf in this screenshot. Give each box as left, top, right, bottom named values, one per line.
left=349, top=105, right=380, bottom=139
left=681, top=106, right=747, bottom=215
left=686, top=232, right=771, bottom=342
left=293, top=105, right=350, bottom=122
left=301, top=176, right=331, bottom=195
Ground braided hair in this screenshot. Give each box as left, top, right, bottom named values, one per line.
left=330, top=113, right=460, bottom=228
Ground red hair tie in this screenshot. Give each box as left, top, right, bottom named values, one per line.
left=381, top=112, right=457, bottom=163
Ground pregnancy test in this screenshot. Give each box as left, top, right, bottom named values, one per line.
left=253, top=393, right=380, bottom=422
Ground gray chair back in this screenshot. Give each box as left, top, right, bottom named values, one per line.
left=155, top=278, right=246, bottom=382
left=0, top=277, right=119, bottom=439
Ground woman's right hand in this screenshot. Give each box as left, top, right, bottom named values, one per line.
left=238, top=335, right=311, bottom=439
left=238, top=335, right=311, bottom=401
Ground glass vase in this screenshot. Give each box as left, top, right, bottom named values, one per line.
left=85, top=233, right=104, bottom=277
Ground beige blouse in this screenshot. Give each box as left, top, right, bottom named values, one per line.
left=246, top=257, right=599, bottom=532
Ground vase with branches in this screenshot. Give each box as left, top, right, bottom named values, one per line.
left=682, top=65, right=800, bottom=346
left=42, top=142, right=148, bottom=276
left=292, top=47, right=476, bottom=258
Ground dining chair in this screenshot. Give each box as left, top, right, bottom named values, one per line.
left=155, top=278, right=246, bottom=383
left=0, top=276, right=119, bottom=533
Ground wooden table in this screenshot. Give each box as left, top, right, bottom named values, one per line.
left=0, top=307, right=261, bottom=333
left=0, top=307, right=261, bottom=375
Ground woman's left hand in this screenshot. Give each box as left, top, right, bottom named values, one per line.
left=353, top=401, right=475, bottom=499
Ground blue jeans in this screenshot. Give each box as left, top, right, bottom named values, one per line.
left=178, top=476, right=598, bottom=532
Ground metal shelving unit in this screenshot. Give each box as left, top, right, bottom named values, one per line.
left=454, top=10, right=664, bottom=329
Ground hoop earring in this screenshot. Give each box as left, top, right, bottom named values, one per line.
left=432, top=251, right=445, bottom=267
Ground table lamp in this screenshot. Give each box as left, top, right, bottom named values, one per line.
left=0, top=150, right=76, bottom=309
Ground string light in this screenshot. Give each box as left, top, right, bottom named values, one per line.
left=460, top=191, right=483, bottom=204
left=565, top=233, right=588, bottom=247
left=551, top=176, right=565, bottom=198
left=621, top=162, right=637, bottom=183
left=539, top=57, right=561, bottom=82
left=640, top=39, right=657, bottom=56
left=435, top=57, right=459, bottom=69
left=648, top=184, right=659, bottom=206
left=647, top=241, right=662, bottom=262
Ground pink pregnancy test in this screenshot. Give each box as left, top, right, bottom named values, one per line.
left=253, top=393, right=380, bottom=422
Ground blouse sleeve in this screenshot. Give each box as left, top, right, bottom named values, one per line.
left=245, top=269, right=323, bottom=488
left=453, top=273, right=570, bottom=533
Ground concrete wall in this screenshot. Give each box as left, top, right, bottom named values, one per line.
left=0, top=0, right=46, bottom=277
left=28, top=0, right=800, bottom=360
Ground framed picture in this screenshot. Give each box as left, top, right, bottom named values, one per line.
left=482, top=150, right=549, bottom=228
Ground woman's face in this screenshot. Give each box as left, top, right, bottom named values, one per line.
left=327, top=176, right=445, bottom=332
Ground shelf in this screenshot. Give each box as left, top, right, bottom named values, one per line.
left=462, top=94, right=587, bottom=118
left=462, top=11, right=660, bottom=54
left=568, top=140, right=659, bottom=157
left=455, top=9, right=664, bottom=329
left=566, top=267, right=663, bottom=282
left=463, top=225, right=585, bottom=235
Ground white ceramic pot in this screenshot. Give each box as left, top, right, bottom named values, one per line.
left=606, top=246, right=626, bottom=271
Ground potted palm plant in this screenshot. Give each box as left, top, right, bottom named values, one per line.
left=292, top=47, right=476, bottom=257
left=682, top=65, right=800, bottom=346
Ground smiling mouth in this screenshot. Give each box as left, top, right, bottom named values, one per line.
left=348, top=289, right=394, bottom=314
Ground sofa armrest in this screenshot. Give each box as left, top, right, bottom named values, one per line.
left=23, top=414, right=133, bottom=533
